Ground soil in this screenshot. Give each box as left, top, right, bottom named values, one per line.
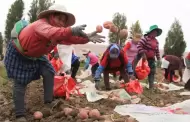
left=0, top=69, right=190, bottom=122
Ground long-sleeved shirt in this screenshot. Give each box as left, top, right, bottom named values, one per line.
left=84, top=52, right=99, bottom=69
left=123, top=40, right=138, bottom=63
left=18, top=19, right=89, bottom=57
left=137, top=36, right=160, bottom=60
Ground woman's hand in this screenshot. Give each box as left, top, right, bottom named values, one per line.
left=87, top=31, right=105, bottom=43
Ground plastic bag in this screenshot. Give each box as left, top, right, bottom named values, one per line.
left=183, top=68, right=190, bottom=83
left=50, top=58, right=63, bottom=73
left=47, top=53, right=52, bottom=61
left=120, top=79, right=143, bottom=94
left=53, top=75, right=83, bottom=99
left=161, top=58, right=170, bottom=69
left=57, top=45, right=74, bottom=72
left=135, top=58, right=150, bottom=80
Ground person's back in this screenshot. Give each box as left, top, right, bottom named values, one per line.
left=164, top=55, right=182, bottom=70
left=88, top=52, right=98, bottom=66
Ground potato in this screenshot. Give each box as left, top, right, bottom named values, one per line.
left=89, top=109, right=101, bottom=118
left=78, top=110, right=89, bottom=119
left=131, top=95, right=137, bottom=99
left=63, top=107, right=73, bottom=116
left=33, top=111, right=43, bottom=120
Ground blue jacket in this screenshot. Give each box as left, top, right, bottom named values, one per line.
left=71, top=53, right=79, bottom=64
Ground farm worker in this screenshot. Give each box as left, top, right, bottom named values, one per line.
left=161, top=55, right=183, bottom=82
left=123, top=33, right=142, bottom=78
left=4, top=4, right=105, bottom=122
left=183, top=52, right=190, bottom=90
left=82, top=49, right=99, bottom=78
left=134, top=25, right=162, bottom=89
left=71, top=50, right=80, bottom=79
left=94, top=44, right=129, bottom=90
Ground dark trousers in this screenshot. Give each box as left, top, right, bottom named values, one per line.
left=91, top=63, right=99, bottom=78
left=104, top=68, right=129, bottom=89
left=71, top=59, right=80, bottom=79
left=164, top=69, right=175, bottom=82
left=185, top=79, right=190, bottom=90
left=13, top=65, right=54, bottom=117
left=133, top=54, right=156, bottom=88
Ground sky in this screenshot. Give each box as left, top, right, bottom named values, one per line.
left=0, top=0, right=190, bottom=51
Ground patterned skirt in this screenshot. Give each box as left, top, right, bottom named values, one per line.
left=4, top=42, right=55, bottom=84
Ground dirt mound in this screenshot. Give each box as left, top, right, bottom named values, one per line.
left=0, top=69, right=190, bottom=121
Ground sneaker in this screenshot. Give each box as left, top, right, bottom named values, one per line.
left=15, top=117, right=27, bottom=122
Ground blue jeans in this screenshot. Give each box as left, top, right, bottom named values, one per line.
left=127, top=62, right=133, bottom=75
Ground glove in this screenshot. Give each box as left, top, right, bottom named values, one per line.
left=87, top=32, right=105, bottom=43
left=71, top=24, right=87, bottom=38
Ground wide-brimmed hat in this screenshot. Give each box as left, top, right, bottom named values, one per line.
left=37, top=4, right=75, bottom=27
left=145, top=25, right=162, bottom=37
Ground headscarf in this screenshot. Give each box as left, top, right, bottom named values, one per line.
left=109, top=44, right=120, bottom=59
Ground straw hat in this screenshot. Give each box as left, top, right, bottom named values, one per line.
left=38, top=4, right=75, bottom=27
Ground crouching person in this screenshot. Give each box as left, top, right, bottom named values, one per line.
left=94, top=44, right=129, bottom=90
left=71, top=50, right=80, bottom=79
left=82, top=49, right=99, bottom=78
left=5, top=4, right=105, bottom=122
left=161, top=55, right=183, bottom=82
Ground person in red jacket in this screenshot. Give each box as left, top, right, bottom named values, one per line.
left=134, top=25, right=162, bottom=89
left=94, top=44, right=129, bottom=90
left=4, top=4, right=105, bottom=122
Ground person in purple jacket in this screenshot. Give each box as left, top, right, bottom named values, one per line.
left=134, top=25, right=162, bottom=89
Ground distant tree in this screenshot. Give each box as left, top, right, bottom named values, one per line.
left=108, top=12, right=127, bottom=46
left=164, top=19, right=186, bottom=57
left=4, top=0, right=24, bottom=41
left=130, top=20, right=143, bottom=38
left=0, top=32, right=4, bottom=60
left=28, top=0, right=54, bottom=23
left=28, top=0, right=38, bottom=23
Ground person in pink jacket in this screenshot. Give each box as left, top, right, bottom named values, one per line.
left=4, top=4, right=105, bottom=122
left=82, top=49, right=99, bottom=78
left=123, top=33, right=141, bottom=78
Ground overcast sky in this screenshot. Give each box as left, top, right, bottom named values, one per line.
left=0, top=0, right=190, bottom=51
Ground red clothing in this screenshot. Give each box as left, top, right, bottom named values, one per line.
left=100, top=49, right=128, bottom=72
left=53, top=47, right=58, bottom=54
left=18, top=19, right=88, bottom=57
left=123, top=41, right=131, bottom=53
left=186, top=52, right=190, bottom=60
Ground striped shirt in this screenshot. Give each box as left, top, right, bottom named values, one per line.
left=137, top=36, right=160, bottom=60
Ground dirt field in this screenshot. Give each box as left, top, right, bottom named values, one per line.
left=0, top=68, right=190, bottom=122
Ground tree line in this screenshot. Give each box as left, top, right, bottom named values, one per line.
left=0, top=0, right=187, bottom=61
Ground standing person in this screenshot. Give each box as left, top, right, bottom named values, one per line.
left=161, top=55, right=183, bottom=82
left=134, top=25, right=162, bottom=89
left=94, top=44, right=129, bottom=90
left=183, top=52, right=190, bottom=90
left=123, top=33, right=141, bottom=78
left=82, top=49, right=99, bottom=78
left=4, top=4, right=105, bottom=122
left=71, top=50, right=80, bottom=79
